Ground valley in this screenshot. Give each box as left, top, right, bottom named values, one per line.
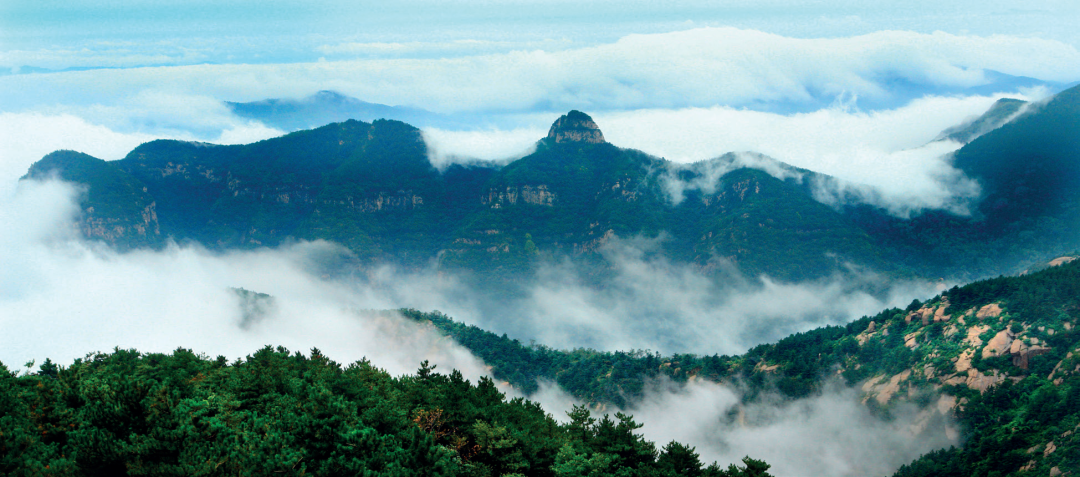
left=8, top=83, right=1080, bottom=475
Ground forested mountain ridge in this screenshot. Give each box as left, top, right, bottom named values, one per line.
left=24, top=110, right=894, bottom=282
left=23, top=84, right=1080, bottom=283
left=404, top=256, right=1080, bottom=476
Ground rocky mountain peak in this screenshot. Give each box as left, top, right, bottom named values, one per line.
left=547, top=110, right=606, bottom=144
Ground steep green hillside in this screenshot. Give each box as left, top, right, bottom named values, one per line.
left=955, top=88, right=1080, bottom=218
left=404, top=257, right=1080, bottom=475
left=846, top=85, right=1080, bottom=280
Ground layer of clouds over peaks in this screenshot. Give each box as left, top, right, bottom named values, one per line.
left=1, top=28, right=1076, bottom=115
left=598, top=93, right=1027, bottom=216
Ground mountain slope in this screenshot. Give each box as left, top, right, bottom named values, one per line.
left=24, top=111, right=893, bottom=282
left=24, top=150, right=160, bottom=246
left=404, top=257, right=1080, bottom=476
left=954, top=86, right=1080, bottom=223
left=845, top=84, right=1080, bottom=280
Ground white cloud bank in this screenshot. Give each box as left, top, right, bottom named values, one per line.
left=423, top=92, right=1032, bottom=217
left=0, top=178, right=952, bottom=477
left=599, top=93, right=1023, bottom=216
left=2, top=28, right=1076, bottom=116
left=632, top=381, right=956, bottom=477
left=0, top=179, right=492, bottom=380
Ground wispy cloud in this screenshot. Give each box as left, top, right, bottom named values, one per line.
left=0, top=179, right=491, bottom=380
left=631, top=380, right=957, bottom=477
left=2, top=28, right=1076, bottom=115
left=423, top=93, right=1029, bottom=216
left=528, top=376, right=956, bottom=477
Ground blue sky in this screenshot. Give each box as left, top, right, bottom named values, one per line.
left=4, top=0, right=1080, bottom=69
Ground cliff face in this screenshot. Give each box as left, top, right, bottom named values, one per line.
left=24, top=150, right=162, bottom=247
left=481, top=185, right=555, bottom=208
left=546, top=110, right=606, bottom=144
left=80, top=202, right=160, bottom=242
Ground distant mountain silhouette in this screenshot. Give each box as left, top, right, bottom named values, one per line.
left=225, top=90, right=473, bottom=131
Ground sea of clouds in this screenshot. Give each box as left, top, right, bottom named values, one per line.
left=0, top=177, right=954, bottom=477
left=4, top=25, right=1074, bottom=474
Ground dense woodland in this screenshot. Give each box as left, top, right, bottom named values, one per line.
left=0, top=346, right=773, bottom=476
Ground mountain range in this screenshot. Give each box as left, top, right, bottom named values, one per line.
left=15, top=83, right=1080, bottom=476
left=220, top=70, right=1075, bottom=129
left=24, top=84, right=1080, bottom=285
left=225, top=90, right=472, bottom=131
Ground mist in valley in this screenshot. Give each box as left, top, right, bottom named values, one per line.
left=0, top=168, right=960, bottom=476
left=5, top=19, right=1078, bottom=473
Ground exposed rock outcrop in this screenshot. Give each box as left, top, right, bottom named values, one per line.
left=1013, top=344, right=1052, bottom=370
left=906, top=301, right=951, bottom=326
left=482, top=185, right=556, bottom=208
left=547, top=110, right=606, bottom=144
left=1049, top=256, right=1077, bottom=267
left=976, top=303, right=1003, bottom=319
left=81, top=202, right=160, bottom=241
left=983, top=329, right=1015, bottom=359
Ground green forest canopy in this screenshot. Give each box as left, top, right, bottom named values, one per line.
left=0, top=346, right=772, bottom=477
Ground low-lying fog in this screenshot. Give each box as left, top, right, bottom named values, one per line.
left=3, top=84, right=1014, bottom=477
left=0, top=175, right=956, bottom=476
